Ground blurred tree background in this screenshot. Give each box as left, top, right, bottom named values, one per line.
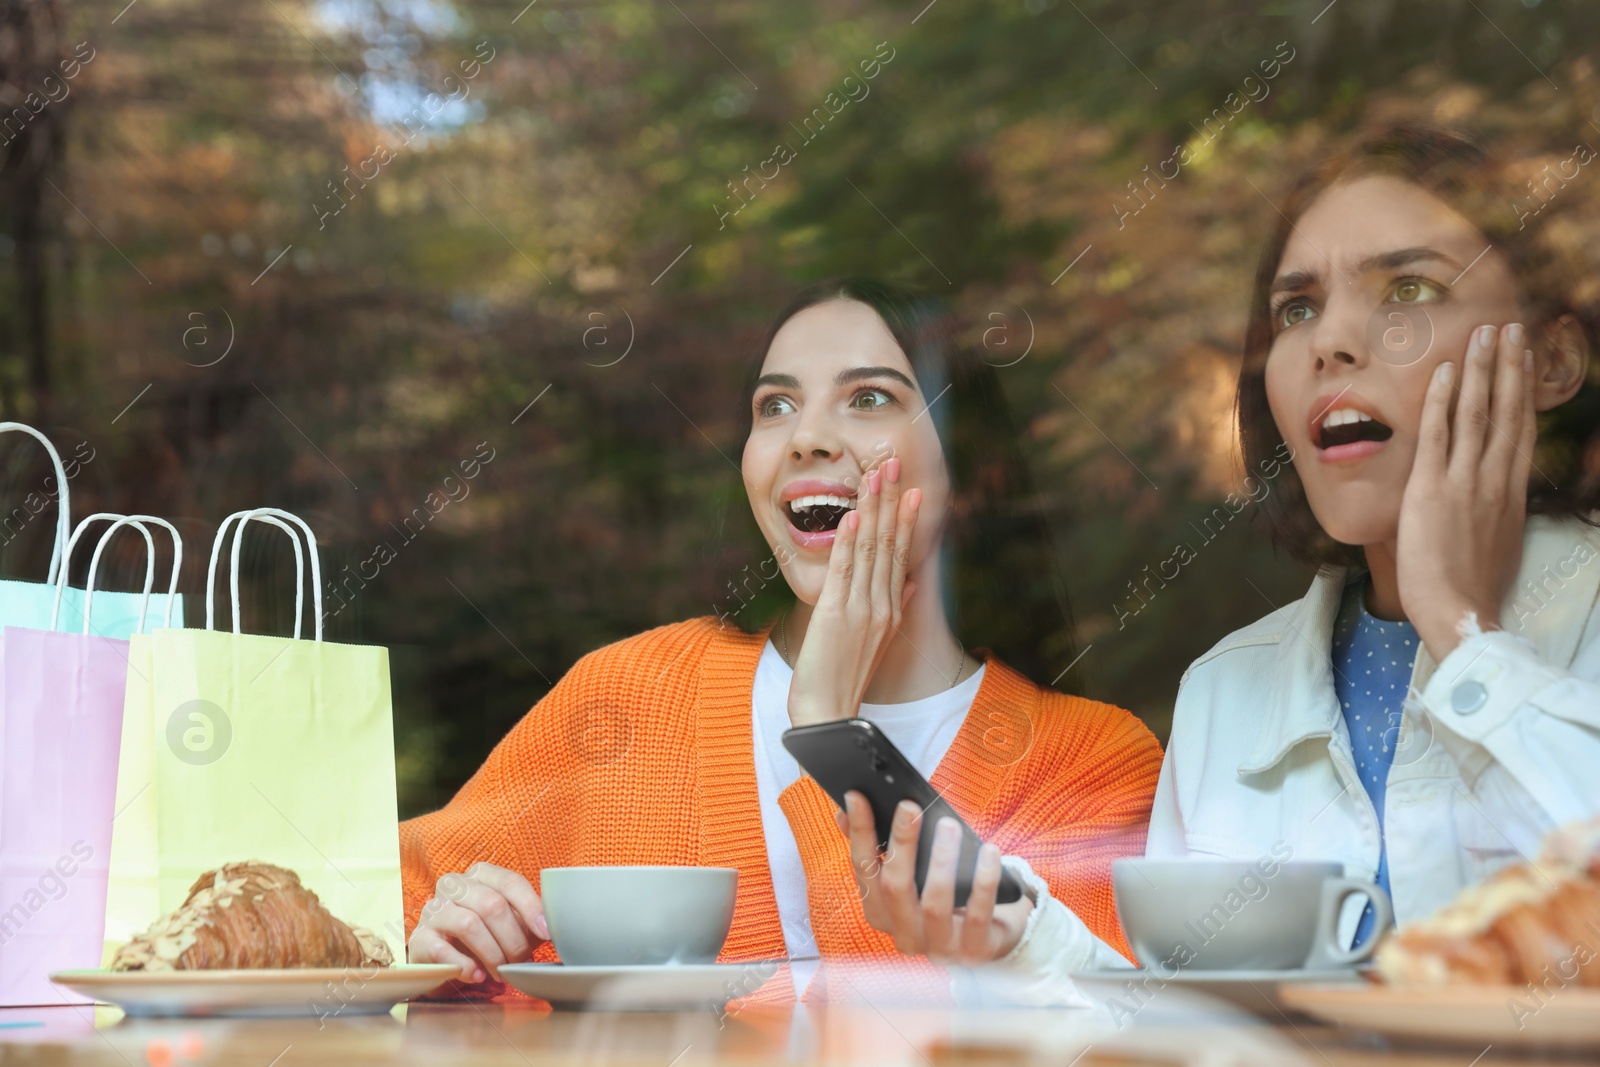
left=1, top=0, right=1597, bottom=815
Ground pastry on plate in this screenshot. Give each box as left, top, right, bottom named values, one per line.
left=111, top=861, right=393, bottom=971
left=1375, top=819, right=1600, bottom=986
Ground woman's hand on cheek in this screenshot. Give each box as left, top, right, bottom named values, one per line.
left=786, top=458, right=920, bottom=727
left=1397, top=322, right=1536, bottom=661
left=834, top=793, right=1032, bottom=965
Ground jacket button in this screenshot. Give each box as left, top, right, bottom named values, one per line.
left=1451, top=680, right=1489, bottom=715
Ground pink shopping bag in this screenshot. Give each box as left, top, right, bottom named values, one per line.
left=0, top=515, right=178, bottom=1006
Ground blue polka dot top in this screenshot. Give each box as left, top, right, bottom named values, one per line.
left=1331, top=577, right=1420, bottom=942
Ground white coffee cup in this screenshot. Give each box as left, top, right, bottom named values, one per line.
left=540, top=866, right=738, bottom=966
left=1113, top=858, right=1391, bottom=972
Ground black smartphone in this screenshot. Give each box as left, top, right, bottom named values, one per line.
left=782, top=718, right=1023, bottom=907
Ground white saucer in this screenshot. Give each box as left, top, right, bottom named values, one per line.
left=50, top=964, right=459, bottom=1018
left=1072, top=967, right=1367, bottom=985
left=498, top=962, right=781, bottom=1011
left=1071, top=966, right=1366, bottom=1017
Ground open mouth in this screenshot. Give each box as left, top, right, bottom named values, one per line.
left=785, top=494, right=857, bottom=534
left=1314, top=408, right=1394, bottom=451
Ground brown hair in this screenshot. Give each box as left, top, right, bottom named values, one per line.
left=1237, top=122, right=1600, bottom=566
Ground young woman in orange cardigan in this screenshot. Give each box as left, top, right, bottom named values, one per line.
left=402, top=278, right=1163, bottom=1002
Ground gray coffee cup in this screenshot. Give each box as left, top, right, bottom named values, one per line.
left=540, top=866, right=738, bottom=966
left=1112, top=858, right=1391, bottom=972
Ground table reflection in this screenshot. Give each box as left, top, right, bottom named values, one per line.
left=0, top=972, right=1583, bottom=1067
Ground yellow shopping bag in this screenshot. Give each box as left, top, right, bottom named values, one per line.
left=105, top=508, right=403, bottom=962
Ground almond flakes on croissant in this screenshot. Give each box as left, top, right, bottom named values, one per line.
left=111, top=861, right=392, bottom=972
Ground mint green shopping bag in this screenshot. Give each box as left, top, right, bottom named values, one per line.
left=0, top=423, right=183, bottom=636
left=105, top=508, right=403, bottom=961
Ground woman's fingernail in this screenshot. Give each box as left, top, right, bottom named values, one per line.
left=898, top=800, right=920, bottom=818
left=1524, top=349, right=1535, bottom=373
left=886, top=458, right=900, bottom=484
left=846, top=510, right=860, bottom=530
left=1438, top=361, right=1455, bottom=384
left=940, top=818, right=961, bottom=842
left=535, top=914, right=550, bottom=939
left=472, top=969, right=486, bottom=984
left=906, top=488, right=921, bottom=511
left=867, top=470, right=880, bottom=494
left=1478, top=324, right=1496, bottom=347
left=1507, top=322, right=1524, bottom=346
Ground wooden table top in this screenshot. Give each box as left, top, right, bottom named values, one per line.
left=0, top=996, right=1581, bottom=1067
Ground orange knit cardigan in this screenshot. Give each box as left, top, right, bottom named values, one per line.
left=400, top=617, right=1162, bottom=1003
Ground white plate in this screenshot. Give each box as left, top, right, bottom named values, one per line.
left=1281, top=982, right=1600, bottom=1050
left=499, top=961, right=780, bottom=1011
left=49, top=964, right=459, bottom=1018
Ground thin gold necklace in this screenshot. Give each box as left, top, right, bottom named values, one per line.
left=777, top=610, right=967, bottom=690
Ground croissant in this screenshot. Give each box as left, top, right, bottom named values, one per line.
left=1376, top=819, right=1600, bottom=986
left=111, top=861, right=393, bottom=971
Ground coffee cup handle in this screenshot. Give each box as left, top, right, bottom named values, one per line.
left=1307, top=877, right=1393, bottom=968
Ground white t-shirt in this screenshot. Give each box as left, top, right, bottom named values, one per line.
left=749, top=638, right=985, bottom=993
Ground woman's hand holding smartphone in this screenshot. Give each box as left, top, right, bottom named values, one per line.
left=784, top=718, right=1030, bottom=964
left=835, top=793, right=1033, bottom=964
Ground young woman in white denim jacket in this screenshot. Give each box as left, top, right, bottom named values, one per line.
left=978, top=123, right=1600, bottom=1002
left=1152, top=123, right=1600, bottom=940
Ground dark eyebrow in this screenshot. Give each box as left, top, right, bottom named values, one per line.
left=754, top=366, right=919, bottom=395
left=835, top=366, right=917, bottom=391
left=1354, top=245, right=1463, bottom=274
left=1271, top=269, right=1319, bottom=296
left=1270, top=246, right=1463, bottom=298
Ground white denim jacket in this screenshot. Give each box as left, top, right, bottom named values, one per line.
left=1146, top=514, right=1600, bottom=939
left=993, top=515, right=1600, bottom=1000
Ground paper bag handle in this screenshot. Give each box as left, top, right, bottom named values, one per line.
left=50, top=515, right=156, bottom=635
left=207, top=510, right=303, bottom=638
left=69, top=513, right=184, bottom=631
left=206, top=508, right=323, bottom=641
left=0, top=421, right=71, bottom=586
